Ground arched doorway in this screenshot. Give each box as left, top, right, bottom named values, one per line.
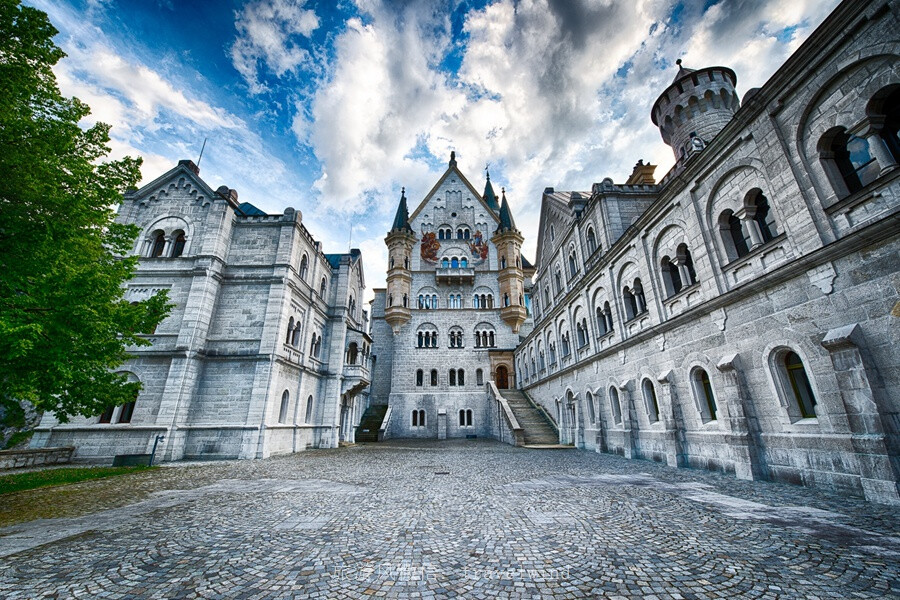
left=496, top=366, right=509, bottom=389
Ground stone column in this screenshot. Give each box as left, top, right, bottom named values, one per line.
left=673, top=258, right=692, bottom=288
left=618, top=380, right=637, bottom=460
left=739, top=212, right=764, bottom=248
left=656, top=370, right=683, bottom=468
left=716, top=354, right=766, bottom=481
left=864, top=118, right=899, bottom=175
left=821, top=324, right=900, bottom=505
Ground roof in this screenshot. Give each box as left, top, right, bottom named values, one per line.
left=483, top=172, right=500, bottom=212
left=672, top=59, right=696, bottom=83
left=496, top=190, right=517, bottom=233
left=324, top=254, right=344, bottom=269
left=390, top=189, right=414, bottom=233
left=237, top=202, right=267, bottom=216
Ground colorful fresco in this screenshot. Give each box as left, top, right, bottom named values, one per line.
left=468, top=230, right=489, bottom=261
left=420, top=231, right=440, bottom=262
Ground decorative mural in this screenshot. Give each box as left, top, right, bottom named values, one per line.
left=420, top=230, right=440, bottom=262
left=468, top=230, right=489, bottom=261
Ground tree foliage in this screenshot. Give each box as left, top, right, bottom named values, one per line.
left=0, top=1, right=170, bottom=422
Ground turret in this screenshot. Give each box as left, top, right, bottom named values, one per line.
left=491, top=189, right=527, bottom=333
left=651, top=59, right=740, bottom=161
left=384, top=188, right=415, bottom=333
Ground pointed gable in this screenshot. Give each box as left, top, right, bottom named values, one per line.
left=408, top=153, right=502, bottom=225
left=125, top=159, right=230, bottom=209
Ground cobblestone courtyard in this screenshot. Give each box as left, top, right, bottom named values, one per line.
left=1, top=440, right=899, bottom=599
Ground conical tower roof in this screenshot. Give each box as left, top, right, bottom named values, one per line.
left=496, top=188, right=517, bottom=233
left=483, top=171, right=500, bottom=213
left=390, top=188, right=413, bottom=233
left=672, top=58, right=696, bottom=83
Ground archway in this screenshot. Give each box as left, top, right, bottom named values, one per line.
left=496, top=365, right=509, bottom=389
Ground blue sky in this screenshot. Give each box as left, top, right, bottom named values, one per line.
left=28, top=0, right=839, bottom=299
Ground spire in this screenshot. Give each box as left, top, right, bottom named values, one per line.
left=496, top=188, right=517, bottom=233
left=482, top=170, right=500, bottom=212
left=390, top=187, right=413, bottom=233
left=672, top=58, right=696, bottom=83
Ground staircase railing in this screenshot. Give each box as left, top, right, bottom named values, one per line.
left=377, top=405, right=392, bottom=442
left=488, top=382, right=524, bottom=447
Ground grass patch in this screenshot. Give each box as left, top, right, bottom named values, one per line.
left=0, top=466, right=153, bottom=495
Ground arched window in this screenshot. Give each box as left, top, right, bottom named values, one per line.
left=576, top=321, right=586, bottom=348
left=568, top=249, right=577, bottom=278
left=720, top=209, right=750, bottom=261
left=310, top=333, right=318, bottom=355
left=819, top=127, right=879, bottom=196
left=500, top=256, right=507, bottom=269
left=476, top=368, right=483, bottom=386
left=291, top=320, right=302, bottom=346
left=451, top=257, right=459, bottom=268
left=438, top=229, right=445, bottom=240
left=171, top=231, right=186, bottom=257
left=458, top=369, right=465, bottom=386
left=116, top=387, right=139, bottom=424
left=503, top=293, right=510, bottom=307
left=416, top=369, right=423, bottom=386
left=586, top=391, right=595, bottom=423
left=747, top=190, right=778, bottom=243
left=609, top=387, right=622, bottom=425
left=347, top=342, right=359, bottom=364
left=561, top=332, right=571, bottom=357
left=782, top=351, right=817, bottom=419
left=661, top=255, right=683, bottom=298
left=403, top=294, right=408, bottom=307
left=449, top=369, right=457, bottom=386
left=623, top=287, right=638, bottom=320
left=460, top=257, right=468, bottom=268
left=554, top=270, right=562, bottom=294
left=286, top=317, right=294, bottom=345
left=587, top=227, right=597, bottom=254
left=412, top=409, right=426, bottom=427
left=278, top=390, right=290, bottom=423
left=459, top=409, right=473, bottom=427
left=442, top=257, right=450, bottom=268
left=633, top=279, right=646, bottom=314
left=299, top=255, right=309, bottom=281
left=305, top=395, right=314, bottom=423
left=642, top=379, right=659, bottom=423
left=692, top=368, right=717, bottom=423
left=549, top=342, right=557, bottom=364
left=430, top=369, right=438, bottom=386
left=868, top=85, right=900, bottom=164
left=150, top=231, right=166, bottom=258
left=320, top=277, right=327, bottom=297
left=677, top=244, right=697, bottom=286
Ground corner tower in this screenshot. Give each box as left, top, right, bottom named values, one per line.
left=492, top=190, right=527, bottom=333
left=385, top=188, right=415, bottom=333
left=651, top=59, right=740, bottom=161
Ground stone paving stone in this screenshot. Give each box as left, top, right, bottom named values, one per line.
left=0, top=440, right=898, bottom=599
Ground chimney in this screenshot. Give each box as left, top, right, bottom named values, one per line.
left=178, top=159, right=200, bottom=175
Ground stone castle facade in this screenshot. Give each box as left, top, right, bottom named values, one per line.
left=368, top=154, right=534, bottom=440
left=514, top=0, right=900, bottom=504
left=33, top=161, right=372, bottom=461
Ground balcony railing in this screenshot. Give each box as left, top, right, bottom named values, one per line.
left=435, top=267, right=475, bottom=285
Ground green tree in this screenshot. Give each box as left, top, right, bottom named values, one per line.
left=0, top=1, right=170, bottom=422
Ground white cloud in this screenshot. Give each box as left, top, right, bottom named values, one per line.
left=231, top=0, right=320, bottom=94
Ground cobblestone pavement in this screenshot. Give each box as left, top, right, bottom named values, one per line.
left=1, top=440, right=899, bottom=599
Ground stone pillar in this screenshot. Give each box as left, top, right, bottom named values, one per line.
left=437, top=409, right=447, bottom=440
left=740, top=214, right=764, bottom=248
left=618, top=380, right=637, bottom=460
left=864, top=119, right=899, bottom=175
left=821, top=324, right=900, bottom=505
left=656, top=370, right=684, bottom=468
left=716, top=354, right=766, bottom=481
left=162, top=235, right=174, bottom=257
left=674, top=259, right=692, bottom=287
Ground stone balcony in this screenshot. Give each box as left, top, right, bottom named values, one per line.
left=342, top=363, right=371, bottom=396
left=435, top=267, right=475, bottom=285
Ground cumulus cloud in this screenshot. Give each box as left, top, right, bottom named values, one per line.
left=231, top=0, right=320, bottom=94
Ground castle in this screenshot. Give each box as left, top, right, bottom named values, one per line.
left=33, top=0, right=900, bottom=503
left=33, top=160, right=372, bottom=460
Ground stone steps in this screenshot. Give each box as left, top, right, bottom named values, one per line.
left=356, top=405, right=388, bottom=442
left=499, top=390, right=560, bottom=445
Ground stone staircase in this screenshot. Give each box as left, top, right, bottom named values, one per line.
left=500, top=390, right=561, bottom=446
left=355, top=405, right=388, bottom=443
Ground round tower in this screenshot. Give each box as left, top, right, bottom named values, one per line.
left=491, top=189, right=527, bottom=334
left=384, top=188, right=415, bottom=333
left=651, top=59, right=740, bottom=161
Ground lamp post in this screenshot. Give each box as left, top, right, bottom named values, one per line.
left=149, top=434, right=165, bottom=466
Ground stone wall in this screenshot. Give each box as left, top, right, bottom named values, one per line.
left=0, top=447, right=74, bottom=470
